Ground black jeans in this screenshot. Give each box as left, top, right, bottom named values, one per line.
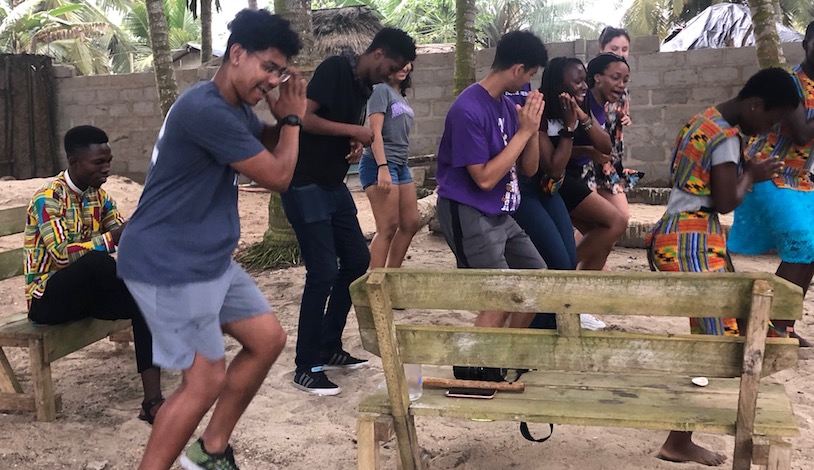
left=281, top=183, right=370, bottom=372
left=28, top=251, right=154, bottom=373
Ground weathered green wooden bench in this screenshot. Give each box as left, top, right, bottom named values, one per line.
left=0, top=205, right=131, bottom=421
left=349, top=269, right=802, bottom=470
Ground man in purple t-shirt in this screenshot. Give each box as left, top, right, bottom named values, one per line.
left=436, top=31, right=548, bottom=369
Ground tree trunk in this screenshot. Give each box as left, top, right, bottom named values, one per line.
left=749, top=0, right=786, bottom=68
left=274, top=0, right=316, bottom=68
left=454, top=0, right=477, bottom=96
left=248, top=0, right=258, bottom=9
left=201, top=0, right=213, bottom=63
left=239, top=0, right=317, bottom=271
left=146, top=0, right=178, bottom=117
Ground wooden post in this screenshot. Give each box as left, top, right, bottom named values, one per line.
left=366, top=272, right=422, bottom=470
left=732, top=280, right=773, bottom=470
left=766, top=439, right=792, bottom=470
left=357, top=414, right=380, bottom=470
left=357, top=414, right=395, bottom=470
left=555, top=312, right=581, bottom=338
left=29, top=338, right=56, bottom=421
left=0, top=348, right=22, bottom=393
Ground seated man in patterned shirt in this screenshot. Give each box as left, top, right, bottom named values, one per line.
left=24, top=125, right=163, bottom=424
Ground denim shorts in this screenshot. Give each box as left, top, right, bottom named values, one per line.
left=123, top=261, right=272, bottom=370
left=358, top=155, right=413, bottom=189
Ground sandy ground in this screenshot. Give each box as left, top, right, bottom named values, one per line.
left=0, top=176, right=811, bottom=470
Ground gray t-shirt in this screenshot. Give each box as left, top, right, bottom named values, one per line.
left=666, top=136, right=741, bottom=214
left=118, top=81, right=265, bottom=284
left=362, top=83, right=414, bottom=165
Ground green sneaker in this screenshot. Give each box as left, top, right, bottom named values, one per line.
left=179, top=439, right=240, bottom=470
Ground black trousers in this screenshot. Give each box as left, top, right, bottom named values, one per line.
left=28, top=251, right=154, bottom=373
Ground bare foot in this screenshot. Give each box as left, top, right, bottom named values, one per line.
left=658, top=432, right=727, bottom=466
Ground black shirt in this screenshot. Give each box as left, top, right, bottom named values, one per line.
left=291, top=54, right=372, bottom=188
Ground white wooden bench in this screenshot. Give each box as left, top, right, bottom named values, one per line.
left=349, top=268, right=802, bottom=470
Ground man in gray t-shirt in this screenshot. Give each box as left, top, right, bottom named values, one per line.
left=118, top=10, right=306, bottom=470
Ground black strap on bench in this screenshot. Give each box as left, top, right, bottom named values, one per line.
left=520, top=422, right=554, bottom=443
left=513, top=368, right=555, bottom=443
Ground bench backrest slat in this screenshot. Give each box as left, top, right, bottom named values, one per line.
left=356, top=324, right=797, bottom=378
left=0, top=206, right=26, bottom=238
left=350, top=269, right=801, bottom=322
left=0, top=206, right=27, bottom=281
left=350, top=269, right=803, bottom=379
left=0, top=248, right=23, bottom=280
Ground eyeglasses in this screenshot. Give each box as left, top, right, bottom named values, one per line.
left=255, top=55, right=291, bottom=82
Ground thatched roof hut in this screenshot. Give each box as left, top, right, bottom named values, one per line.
left=312, top=6, right=383, bottom=59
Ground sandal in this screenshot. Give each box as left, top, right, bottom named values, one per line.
left=138, top=396, right=165, bottom=425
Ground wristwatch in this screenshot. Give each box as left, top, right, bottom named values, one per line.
left=558, top=125, right=576, bottom=139
left=279, top=114, right=302, bottom=128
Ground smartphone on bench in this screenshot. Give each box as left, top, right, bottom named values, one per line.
left=445, top=387, right=497, bottom=399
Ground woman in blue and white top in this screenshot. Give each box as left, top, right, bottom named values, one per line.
left=359, top=63, right=420, bottom=269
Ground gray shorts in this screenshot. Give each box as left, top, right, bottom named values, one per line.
left=123, top=261, right=272, bottom=370
left=436, top=196, right=545, bottom=269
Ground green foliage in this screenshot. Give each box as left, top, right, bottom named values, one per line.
left=312, top=0, right=604, bottom=45
left=122, top=0, right=202, bottom=71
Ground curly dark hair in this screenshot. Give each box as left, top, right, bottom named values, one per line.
left=737, top=67, right=801, bottom=110
left=539, top=57, right=585, bottom=122
left=224, top=9, right=301, bottom=60
left=366, top=27, right=417, bottom=62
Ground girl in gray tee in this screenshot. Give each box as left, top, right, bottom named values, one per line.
left=360, top=63, right=420, bottom=269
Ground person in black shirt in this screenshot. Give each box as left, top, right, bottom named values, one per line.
left=282, top=27, right=416, bottom=396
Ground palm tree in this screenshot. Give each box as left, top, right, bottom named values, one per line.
left=274, top=0, right=315, bottom=66
left=480, top=0, right=603, bottom=46
left=751, top=0, right=785, bottom=67
left=237, top=0, right=316, bottom=271
left=185, top=1, right=220, bottom=65
left=122, top=0, right=200, bottom=71
left=454, top=0, right=476, bottom=95
left=146, top=0, right=178, bottom=117
left=0, top=0, right=139, bottom=75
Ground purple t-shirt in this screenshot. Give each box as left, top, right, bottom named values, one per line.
left=504, top=82, right=531, bottom=107
left=436, top=83, right=521, bottom=216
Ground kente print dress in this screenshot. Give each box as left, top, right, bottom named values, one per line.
left=646, top=107, right=741, bottom=336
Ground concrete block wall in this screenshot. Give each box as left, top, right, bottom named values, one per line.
left=54, top=67, right=220, bottom=183
left=53, top=37, right=807, bottom=184
left=624, top=42, right=804, bottom=185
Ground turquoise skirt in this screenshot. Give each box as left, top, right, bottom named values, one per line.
left=728, top=181, right=814, bottom=263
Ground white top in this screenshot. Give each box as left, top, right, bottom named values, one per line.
left=666, top=136, right=741, bottom=214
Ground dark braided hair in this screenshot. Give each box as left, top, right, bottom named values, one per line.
left=540, top=57, right=585, bottom=122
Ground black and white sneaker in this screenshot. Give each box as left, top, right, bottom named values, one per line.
left=321, top=350, right=369, bottom=371
left=293, top=367, right=341, bottom=396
